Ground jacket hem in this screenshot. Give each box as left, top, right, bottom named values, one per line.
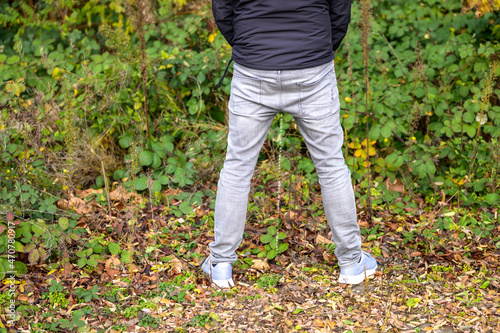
left=232, top=53, right=336, bottom=71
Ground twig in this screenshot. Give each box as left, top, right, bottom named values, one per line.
left=373, top=22, right=404, bottom=73
left=380, top=300, right=392, bottom=332
left=101, top=161, right=111, bottom=221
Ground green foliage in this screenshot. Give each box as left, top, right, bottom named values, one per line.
left=138, top=314, right=160, bottom=328
left=0, top=214, right=80, bottom=278
left=1, top=0, right=500, bottom=289
left=157, top=271, right=195, bottom=303
left=48, top=291, right=69, bottom=309
left=332, top=0, right=500, bottom=207
left=57, top=309, right=86, bottom=330
left=257, top=225, right=289, bottom=260
left=74, top=285, right=99, bottom=302
left=255, top=273, right=282, bottom=289
left=0, top=0, right=498, bottom=209
left=48, top=280, right=64, bottom=293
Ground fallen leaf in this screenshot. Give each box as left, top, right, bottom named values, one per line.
left=109, top=186, right=141, bottom=202
left=251, top=259, right=270, bottom=271
left=76, top=188, right=103, bottom=198
left=105, top=256, right=121, bottom=277
left=386, top=178, right=405, bottom=193
left=315, top=234, right=333, bottom=245
left=272, top=302, right=285, bottom=311
left=57, top=195, right=92, bottom=214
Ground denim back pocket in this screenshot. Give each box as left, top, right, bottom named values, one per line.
left=297, top=71, right=337, bottom=120
left=229, top=75, right=263, bottom=115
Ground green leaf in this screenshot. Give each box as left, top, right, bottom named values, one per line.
left=158, top=174, right=169, bottom=185
left=32, top=219, right=46, bottom=236
left=260, top=234, right=273, bottom=244
left=119, top=135, right=133, bottom=148
left=369, top=124, right=381, bottom=141
left=108, top=242, right=121, bottom=255
left=463, top=111, right=475, bottom=123
left=267, top=226, right=277, bottom=236
left=484, top=193, right=499, bottom=205
left=28, top=249, right=40, bottom=264
left=58, top=217, right=69, bottom=230
left=152, top=180, right=162, bottom=193
left=77, top=257, right=87, bottom=268
left=38, top=248, right=47, bottom=260
left=269, top=238, right=277, bottom=249
left=152, top=152, right=162, bottom=169
left=0, top=263, right=5, bottom=280
left=14, top=261, right=28, bottom=275
left=133, top=177, right=148, bottom=191
left=179, top=201, right=193, bottom=215
left=113, top=169, right=125, bottom=181
left=14, top=241, right=24, bottom=252
left=93, top=244, right=103, bottom=254
left=68, top=233, right=80, bottom=241
left=87, top=257, right=98, bottom=267
left=162, top=138, right=174, bottom=153
left=276, top=232, right=287, bottom=240
left=282, top=158, right=291, bottom=171
left=6, top=55, right=20, bottom=64
left=424, top=159, right=436, bottom=175
left=267, top=249, right=277, bottom=259
left=277, top=242, right=289, bottom=253
left=139, top=150, right=154, bottom=166
left=292, top=307, right=304, bottom=314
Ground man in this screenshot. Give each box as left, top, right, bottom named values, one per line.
left=202, top=0, right=377, bottom=288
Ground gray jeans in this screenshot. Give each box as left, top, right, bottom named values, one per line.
left=209, top=60, right=362, bottom=268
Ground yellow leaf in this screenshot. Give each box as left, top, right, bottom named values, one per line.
left=208, top=32, right=217, bottom=43
left=52, top=67, right=60, bottom=79
left=368, top=146, right=376, bottom=156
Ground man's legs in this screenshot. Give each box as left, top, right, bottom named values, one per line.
left=207, top=60, right=375, bottom=286
left=280, top=60, right=362, bottom=268
left=293, top=112, right=362, bottom=268
left=208, top=64, right=277, bottom=264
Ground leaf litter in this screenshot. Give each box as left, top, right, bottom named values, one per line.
left=8, top=179, right=500, bottom=332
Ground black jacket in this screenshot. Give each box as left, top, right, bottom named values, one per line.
left=212, top=0, right=351, bottom=70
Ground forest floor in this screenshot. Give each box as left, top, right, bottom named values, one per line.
left=7, top=181, right=500, bottom=332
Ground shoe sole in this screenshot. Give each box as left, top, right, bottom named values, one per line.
left=338, top=267, right=376, bottom=285
left=210, top=278, right=235, bottom=289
